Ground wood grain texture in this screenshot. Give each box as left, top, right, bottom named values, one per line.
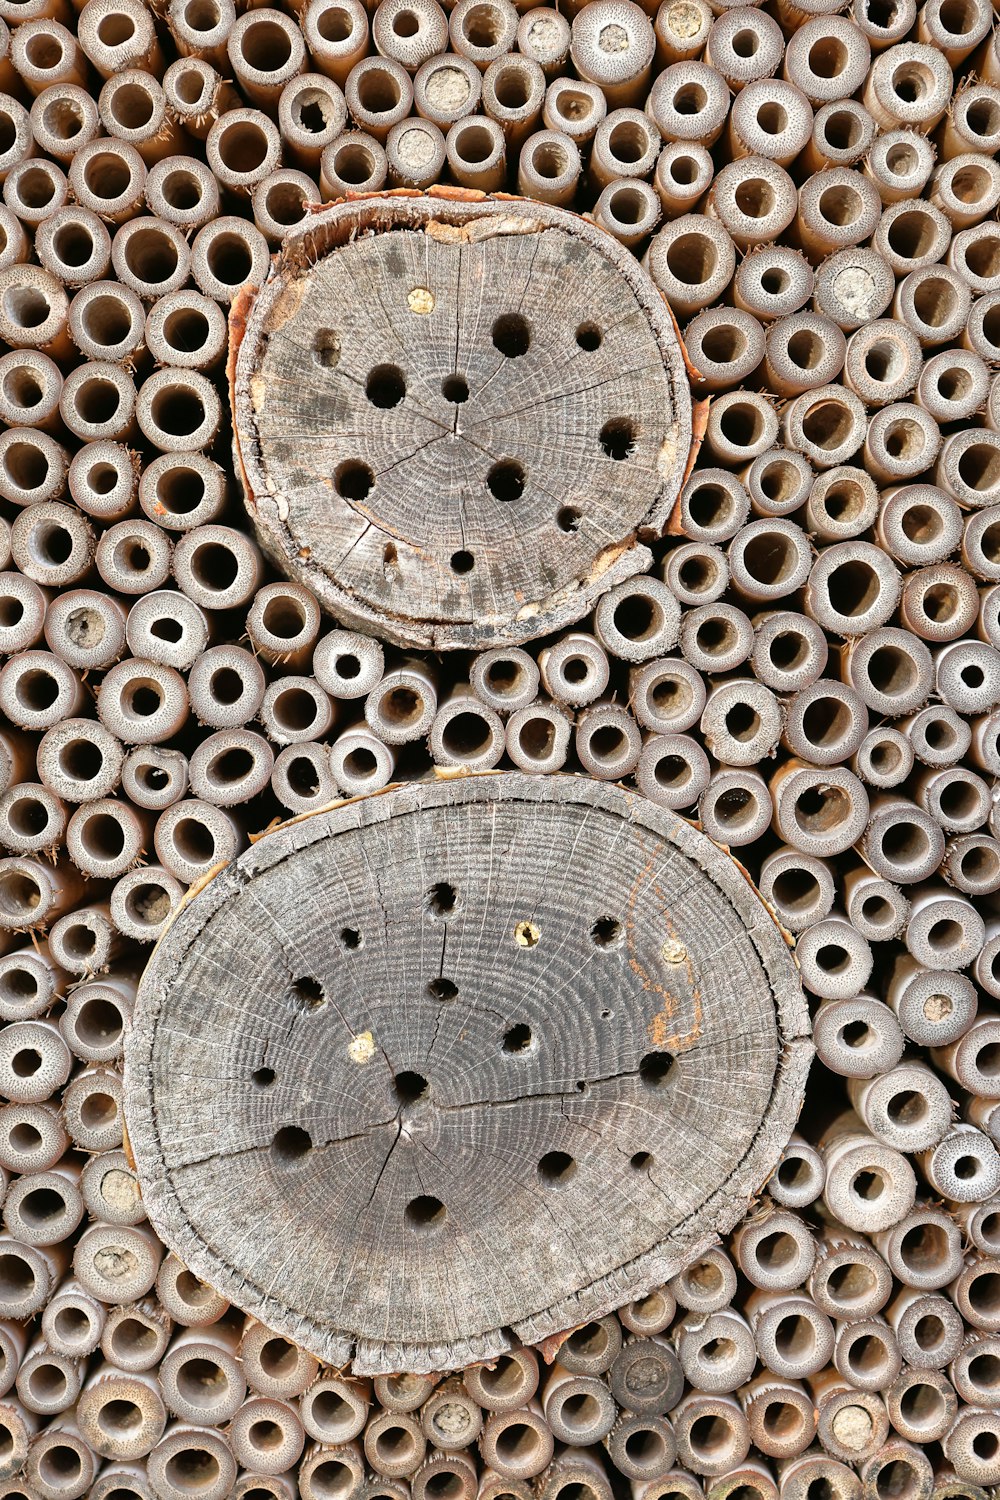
left=231, top=194, right=692, bottom=650
left=125, top=774, right=810, bottom=1374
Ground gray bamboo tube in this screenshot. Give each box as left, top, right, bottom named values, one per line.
left=627, top=660, right=705, bottom=739
left=329, top=726, right=396, bottom=795
left=101, top=1301, right=172, bottom=1373
left=301, top=1375, right=370, bottom=1445
left=864, top=128, right=935, bottom=206
left=707, top=158, right=797, bottom=251
left=670, top=1249, right=738, bottom=1317
left=427, top=694, right=502, bottom=770
left=705, top=392, right=780, bottom=466
left=272, top=747, right=336, bottom=813
left=592, top=181, right=661, bottom=246
left=128, top=746, right=193, bottom=808
left=926, top=1126, right=1000, bottom=1203
left=876, top=484, right=962, bottom=570
left=518, top=6, right=569, bottom=73
left=36, top=206, right=111, bottom=288
left=517, top=129, right=580, bottom=205
left=843, top=320, right=921, bottom=407
left=903, top=702, right=971, bottom=767
left=782, top=17, right=871, bottom=105
left=373, top=1375, right=437, bottom=1416
left=638, top=732, right=707, bottom=804
left=5, top=1163, right=82, bottom=1248
left=385, top=117, right=447, bottom=186
left=68, top=138, right=146, bottom=225
left=885, top=1368, right=956, bottom=1444
left=698, top=768, right=772, bottom=846
left=252, top=168, right=317, bottom=243
left=940, top=81, right=1000, bottom=158
left=727, top=80, right=814, bottom=167
left=875, top=200, right=953, bottom=279
left=610, top=1338, right=683, bottom=1417
left=743, top=1380, right=816, bottom=1460
left=0, top=650, right=85, bottom=731
left=172, top=525, right=263, bottom=612
left=618, top=1288, right=675, bottom=1340
left=239, top=1322, right=318, bottom=1402
left=813, top=992, right=904, bottom=1078
left=705, top=9, right=783, bottom=89
left=482, top=56, right=545, bottom=145
left=885, top=1236, right=968, bottom=1337
left=0, top=573, right=46, bottom=658
left=77, top=0, right=162, bottom=77
left=111, top=867, right=183, bottom=944
left=147, top=1424, right=237, bottom=1500
left=685, top=309, right=764, bottom=394
left=747, top=1293, right=834, bottom=1380
left=35, top=719, right=123, bottom=808
left=758, top=848, right=834, bottom=932
left=3, top=158, right=68, bottom=230
left=673, top=1395, right=750, bottom=1478
left=69, top=282, right=145, bottom=364
left=125, top=593, right=209, bottom=675
left=666, top=551, right=730, bottom=620
left=61, top=973, right=135, bottom=1063
left=750, top=611, right=828, bottom=692
left=60, top=361, right=137, bottom=445
left=42, top=1282, right=104, bottom=1360
left=144, top=159, right=220, bottom=235
left=231, top=1396, right=305, bottom=1476
left=654, top=142, right=713, bottom=215
left=277, top=75, right=347, bottom=170
left=0, top=1106, right=68, bottom=1179
left=950, top=1251, right=1000, bottom=1331
left=778, top=1453, right=862, bottom=1500
left=450, top=0, right=518, bottom=71
left=365, top=1414, right=426, bottom=1477
left=421, top=1379, right=485, bottom=1451
left=0, top=96, right=30, bottom=186
left=167, top=0, right=234, bottom=61
left=163, top=59, right=239, bottom=139
left=227, top=8, right=306, bottom=109
left=77, top=1369, right=166, bottom=1462
left=677, top=1308, right=756, bottom=1393
left=48, top=902, right=118, bottom=971
left=463, top=1356, right=538, bottom=1418
left=96, top=658, right=189, bottom=746
left=188, top=730, right=275, bottom=807
left=950, top=1334, right=1000, bottom=1409
left=916, top=764, right=991, bottom=833
left=137, top=455, right=224, bottom=536
left=537, top=634, right=608, bottom=708
left=841, top=868, right=908, bottom=944
left=732, top=1209, right=816, bottom=1292
left=157, top=1257, right=223, bottom=1322
left=645, top=216, right=736, bottom=319
left=728, top=519, right=811, bottom=602
left=0, top=943, right=61, bottom=1022
left=699, top=679, right=780, bottom=766
left=874, top=1204, right=964, bottom=1289
left=821, top=1121, right=917, bottom=1232
left=66, top=798, right=149, bottom=882
left=159, top=1327, right=246, bottom=1427
left=811, top=250, right=892, bottom=336
left=762, top=313, right=844, bottom=398
left=648, top=61, right=730, bottom=146
left=30, top=85, right=100, bottom=166
left=320, top=130, right=388, bottom=195
left=99, top=71, right=182, bottom=164
left=678, top=470, right=749, bottom=544
left=80, top=1145, right=143, bottom=1223
left=26, top=1422, right=98, bottom=1498
left=680, top=603, right=755, bottom=674
left=144, top=294, right=226, bottom=378
left=188, top=647, right=266, bottom=729
left=542, top=77, right=605, bottom=142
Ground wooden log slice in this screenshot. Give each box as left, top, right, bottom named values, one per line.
left=124, top=774, right=810, bottom=1375
left=230, top=193, right=692, bottom=650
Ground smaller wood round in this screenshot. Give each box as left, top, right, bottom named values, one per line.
left=125, top=774, right=810, bottom=1375
left=230, top=192, right=692, bottom=651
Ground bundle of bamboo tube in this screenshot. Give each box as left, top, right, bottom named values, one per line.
left=0, top=0, right=997, bottom=1491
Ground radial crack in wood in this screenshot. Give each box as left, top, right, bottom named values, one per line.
left=230, top=194, right=693, bottom=650
left=125, top=774, right=810, bottom=1374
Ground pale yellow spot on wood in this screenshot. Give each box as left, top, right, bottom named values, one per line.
left=408, top=287, right=435, bottom=314
left=349, top=1031, right=376, bottom=1064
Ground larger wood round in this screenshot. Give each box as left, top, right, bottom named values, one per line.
left=125, top=775, right=809, bottom=1375
left=230, top=193, right=692, bottom=650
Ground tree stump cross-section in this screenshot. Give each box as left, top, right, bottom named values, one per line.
left=125, top=773, right=811, bottom=1375
left=230, top=193, right=693, bottom=651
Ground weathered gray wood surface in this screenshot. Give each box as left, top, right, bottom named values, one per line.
left=125, top=774, right=810, bottom=1374
left=231, top=194, right=692, bottom=650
